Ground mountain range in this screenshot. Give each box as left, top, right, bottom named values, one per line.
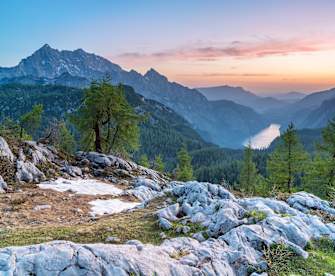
left=270, top=92, right=306, bottom=103
left=0, top=45, right=334, bottom=149
left=0, top=44, right=267, bottom=148
left=198, top=85, right=288, bottom=113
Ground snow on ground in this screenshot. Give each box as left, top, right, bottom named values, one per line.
left=38, top=177, right=141, bottom=216
left=89, top=199, right=140, bottom=216
left=38, top=177, right=123, bottom=196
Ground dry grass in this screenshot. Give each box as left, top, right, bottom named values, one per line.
left=0, top=197, right=165, bottom=248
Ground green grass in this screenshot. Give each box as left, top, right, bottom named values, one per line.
left=244, top=210, right=268, bottom=222
left=264, top=238, right=335, bottom=276
left=164, top=221, right=207, bottom=238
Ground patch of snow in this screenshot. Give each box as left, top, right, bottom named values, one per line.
left=89, top=199, right=140, bottom=216
left=38, top=177, right=123, bottom=196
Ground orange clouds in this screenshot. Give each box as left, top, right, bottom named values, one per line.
left=117, top=37, right=335, bottom=62
left=112, top=37, right=335, bottom=93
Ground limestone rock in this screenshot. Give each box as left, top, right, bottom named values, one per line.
left=16, top=159, right=45, bottom=183
left=61, top=164, right=82, bottom=177
left=159, top=217, right=173, bottom=230
left=0, top=176, right=8, bottom=193
left=0, top=136, right=14, bottom=162
left=288, top=192, right=335, bottom=216
left=157, top=203, right=180, bottom=221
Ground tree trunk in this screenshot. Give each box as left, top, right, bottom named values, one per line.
left=20, top=127, right=23, bottom=139
left=94, top=123, right=102, bottom=153
left=109, top=125, right=119, bottom=153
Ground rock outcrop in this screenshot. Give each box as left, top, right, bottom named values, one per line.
left=0, top=136, right=15, bottom=162
left=0, top=136, right=167, bottom=190
left=0, top=175, right=8, bottom=193
left=0, top=136, right=334, bottom=275
left=0, top=180, right=334, bottom=275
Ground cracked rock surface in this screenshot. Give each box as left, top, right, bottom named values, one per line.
left=0, top=181, right=334, bottom=275
left=0, top=136, right=334, bottom=275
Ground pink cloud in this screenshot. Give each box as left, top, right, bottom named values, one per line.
left=117, top=38, right=335, bottom=62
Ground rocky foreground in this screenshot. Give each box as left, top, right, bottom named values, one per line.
left=0, top=136, right=334, bottom=275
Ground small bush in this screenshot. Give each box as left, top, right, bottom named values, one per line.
left=244, top=210, right=267, bottom=222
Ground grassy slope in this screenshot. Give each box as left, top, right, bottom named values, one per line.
left=265, top=239, right=335, bottom=276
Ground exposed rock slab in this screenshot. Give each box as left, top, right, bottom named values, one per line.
left=0, top=136, right=14, bottom=162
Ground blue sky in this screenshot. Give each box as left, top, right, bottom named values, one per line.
left=1, top=0, right=335, bottom=92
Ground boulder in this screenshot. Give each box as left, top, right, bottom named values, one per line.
left=25, top=141, right=56, bottom=165
left=61, top=164, right=82, bottom=177
left=86, top=152, right=112, bottom=167
left=16, top=160, right=45, bottom=183
left=0, top=176, right=8, bottom=193
left=158, top=217, right=173, bottom=230
left=0, top=240, right=237, bottom=275
left=126, top=185, right=160, bottom=202
left=288, top=192, right=335, bottom=216
left=134, top=177, right=161, bottom=191
left=157, top=203, right=180, bottom=221
left=0, top=136, right=14, bottom=162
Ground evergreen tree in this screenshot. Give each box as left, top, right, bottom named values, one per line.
left=71, top=81, right=141, bottom=155
left=267, top=123, right=308, bottom=192
left=176, top=146, right=193, bottom=181
left=56, top=122, right=76, bottom=154
left=304, top=119, right=335, bottom=199
left=139, top=154, right=150, bottom=168
left=19, top=104, right=43, bottom=139
left=0, top=118, right=22, bottom=139
left=153, top=155, right=165, bottom=173
left=239, top=144, right=258, bottom=194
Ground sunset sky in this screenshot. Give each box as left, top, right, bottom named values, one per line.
left=1, top=0, right=335, bottom=93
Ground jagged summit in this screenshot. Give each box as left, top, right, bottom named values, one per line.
left=144, top=68, right=168, bottom=82
left=1, top=44, right=122, bottom=79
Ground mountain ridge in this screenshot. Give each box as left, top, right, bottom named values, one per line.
left=198, top=85, right=288, bottom=113
left=0, top=45, right=267, bottom=148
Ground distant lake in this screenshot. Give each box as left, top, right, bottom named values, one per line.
left=244, top=124, right=281, bottom=149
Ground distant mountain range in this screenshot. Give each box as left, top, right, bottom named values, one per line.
left=198, top=85, right=290, bottom=113
left=198, top=85, right=335, bottom=130
left=270, top=92, right=306, bottom=103
left=264, top=87, right=335, bottom=129
left=0, top=44, right=267, bottom=148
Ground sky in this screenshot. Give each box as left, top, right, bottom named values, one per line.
left=1, top=0, right=335, bottom=93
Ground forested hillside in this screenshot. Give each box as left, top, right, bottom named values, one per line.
left=0, top=84, right=249, bottom=180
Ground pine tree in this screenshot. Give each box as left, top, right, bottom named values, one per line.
left=56, top=122, right=76, bottom=154
left=71, top=81, right=141, bottom=155
left=267, top=123, right=308, bottom=193
left=139, top=154, right=150, bottom=168
left=176, top=146, right=193, bottom=181
left=239, top=144, right=258, bottom=194
left=154, top=155, right=165, bottom=173
left=304, top=119, right=335, bottom=199
left=19, top=104, right=43, bottom=139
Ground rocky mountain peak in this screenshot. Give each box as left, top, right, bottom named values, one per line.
left=11, top=44, right=123, bottom=79
left=31, top=43, right=58, bottom=57
left=144, top=68, right=168, bottom=82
